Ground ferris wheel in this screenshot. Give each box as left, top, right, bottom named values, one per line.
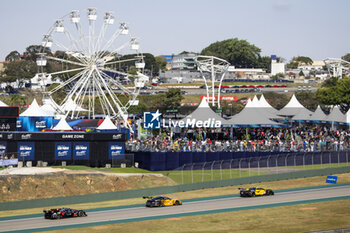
left=36, top=8, right=146, bottom=124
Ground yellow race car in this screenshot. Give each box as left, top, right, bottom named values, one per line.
left=239, top=187, right=274, bottom=197
left=144, top=196, right=182, bottom=207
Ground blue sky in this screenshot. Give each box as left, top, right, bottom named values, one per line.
left=0, top=0, right=349, bottom=62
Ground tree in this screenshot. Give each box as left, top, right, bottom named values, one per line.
left=201, top=38, right=261, bottom=68
left=316, top=77, right=350, bottom=106
left=295, top=91, right=318, bottom=111
left=179, top=51, right=196, bottom=55
left=23, top=45, right=51, bottom=61
left=341, top=53, right=350, bottom=62
left=4, top=60, right=37, bottom=80
left=115, top=53, right=159, bottom=76
left=287, top=56, right=313, bottom=69
left=5, top=51, right=21, bottom=62
left=299, top=70, right=305, bottom=77
left=321, top=77, right=338, bottom=88
left=270, top=73, right=284, bottom=80
left=159, top=88, right=183, bottom=111
left=257, top=56, right=271, bottom=73
left=262, top=92, right=289, bottom=110
left=155, top=56, right=167, bottom=72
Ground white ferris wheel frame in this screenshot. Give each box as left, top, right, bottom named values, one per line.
left=37, top=8, right=146, bottom=130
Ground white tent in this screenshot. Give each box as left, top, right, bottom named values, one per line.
left=61, top=97, right=88, bottom=112
left=278, top=94, right=312, bottom=117
left=176, top=98, right=232, bottom=127
left=308, top=105, right=328, bottom=122
left=228, top=99, right=283, bottom=127
left=0, top=100, right=8, bottom=107
left=345, top=108, right=350, bottom=125
left=326, top=106, right=345, bottom=123
left=40, top=98, right=62, bottom=117
left=20, top=99, right=50, bottom=117
left=52, top=117, right=73, bottom=130
left=97, top=116, right=118, bottom=130
left=258, top=95, right=277, bottom=111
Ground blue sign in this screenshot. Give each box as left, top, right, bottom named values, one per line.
left=73, top=142, right=89, bottom=160
left=143, top=110, right=161, bottom=129
left=17, top=116, right=53, bottom=132
left=55, top=142, right=71, bottom=160
left=109, top=142, right=125, bottom=159
left=326, top=176, right=338, bottom=184
left=17, top=142, right=35, bottom=161
left=0, top=141, right=6, bottom=155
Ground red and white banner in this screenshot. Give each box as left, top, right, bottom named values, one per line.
left=200, top=96, right=238, bottom=101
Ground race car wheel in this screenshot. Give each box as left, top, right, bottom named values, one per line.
left=270, top=191, right=274, bottom=195
left=251, top=192, right=255, bottom=197
left=175, top=201, right=180, bottom=205
left=78, top=211, right=83, bottom=217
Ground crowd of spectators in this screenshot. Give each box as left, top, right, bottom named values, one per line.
left=127, top=126, right=350, bottom=152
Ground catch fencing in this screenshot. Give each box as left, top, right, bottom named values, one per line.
left=167, top=151, right=350, bottom=184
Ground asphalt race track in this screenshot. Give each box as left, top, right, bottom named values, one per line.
left=1, top=185, right=350, bottom=232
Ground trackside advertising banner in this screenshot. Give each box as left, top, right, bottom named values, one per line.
left=0, top=141, right=6, bottom=155
left=17, top=141, right=35, bottom=160
left=109, top=142, right=125, bottom=159
left=73, top=142, right=89, bottom=160
left=55, top=142, right=71, bottom=160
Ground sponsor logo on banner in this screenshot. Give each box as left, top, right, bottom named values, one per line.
left=143, top=110, right=161, bottom=129
left=163, top=118, right=221, bottom=128
left=326, top=176, right=338, bottom=184
left=21, top=134, right=32, bottom=140
left=143, top=110, right=222, bottom=128
left=35, top=121, right=47, bottom=128
left=73, top=142, right=89, bottom=160
left=18, top=142, right=35, bottom=160
left=55, top=142, right=71, bottom=159
left=200, top=96, right=238, bottom=101
left=112, top=134, right=122, bottom=140
left=109, top=142, right=125, bottom=159
left=0, top=142, right=6, bottom=155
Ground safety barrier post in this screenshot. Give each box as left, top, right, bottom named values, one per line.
left=220, top=160, right=224, bottom=180
left=338, top=151, right=340, bottom=167
left=303, top=152, right=306, bottom=169
left=181, top=164, right=185, bottom=185
left=329, top=152, right=332, bottom=168
left=239, top=158, right=243, bottom=178
left=191, top=163, right=194, bottom=184
left=347, top=151, right=349, bottom=165
left=285, top=153, right=289, bottom=168
left=321, top=151, right=323, bottom=168
left=276, top=154, right=280, bottom=174
left=229, top=159, right=233, bottom=179
left=211, top=161, right=215, bottom=181
left=202, top=162, right=206, bottom=182
left=258, top=157, right=261, bottom=176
